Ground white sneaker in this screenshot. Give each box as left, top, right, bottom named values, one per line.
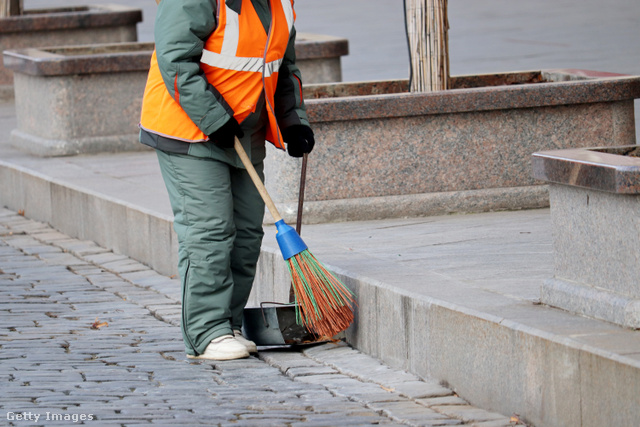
left=234, top=330, right=258, bottom=354
left=187, top=335, right=249, bottom=360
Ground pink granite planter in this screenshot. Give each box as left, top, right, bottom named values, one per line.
left=0, top=4, right=142, bottom=100
left=264, top=69, right=640, bottom=223
left=533, top=145, right=640, bottom=328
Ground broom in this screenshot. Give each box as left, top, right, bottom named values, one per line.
left=234, top=137, right=355, bottom=338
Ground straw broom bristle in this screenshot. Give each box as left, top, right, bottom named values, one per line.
left=287, top=249, right=356, bottom=338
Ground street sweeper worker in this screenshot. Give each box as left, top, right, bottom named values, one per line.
left=139, top=0, right=315, bottom=361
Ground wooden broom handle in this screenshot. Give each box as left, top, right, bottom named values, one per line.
left=234, top=137, right=284, bottom=223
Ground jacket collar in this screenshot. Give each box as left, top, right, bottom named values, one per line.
left=226, top=0, right=242, bottom=14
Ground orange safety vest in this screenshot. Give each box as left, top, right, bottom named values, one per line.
left=139, top=0, right=295, bottom=149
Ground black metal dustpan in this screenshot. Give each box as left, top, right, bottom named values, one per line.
left=242, top=302, right=317, bottom=346
left=242, top=154, right=320, bottom=346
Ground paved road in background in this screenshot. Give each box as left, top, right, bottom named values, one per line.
left=4, top=1, right=639, bottom=425
left=25, top=0, right=640, bottom=80
left=25, top=0, right=640, bottom=138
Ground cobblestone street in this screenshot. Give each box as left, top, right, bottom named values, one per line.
left=0, top=208, right=515, bottom=426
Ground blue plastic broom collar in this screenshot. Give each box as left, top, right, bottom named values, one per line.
left=275, top=219, right=308, bottom=260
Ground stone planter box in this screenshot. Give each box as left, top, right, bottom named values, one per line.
left=295, top=33, right=348, bottom=84
left=4, top=42, right=155, bottom=156
left=533, top=145, right=640, bottom=328
left=264, top=69, right=640, bottom=223
left=0, top=4, right=142, bottom=101
left=3, top=33, right=347, bottom=157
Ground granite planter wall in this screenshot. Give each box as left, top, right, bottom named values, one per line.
left=264, top=69, right=640, bottom=224
left=4, top=42, right=155, bottom=156
left=294, top=33, right=348, bottom=84
left=0, top=4, right=142, bottom=101
left=3, top=33, right=347, bottom=157
left=533, top=145, right=640, bottom=328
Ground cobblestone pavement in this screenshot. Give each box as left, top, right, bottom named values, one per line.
left=0, top=208, right=520, bottom=427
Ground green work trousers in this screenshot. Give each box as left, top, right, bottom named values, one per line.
left=156, top=149, right=265, bottom=356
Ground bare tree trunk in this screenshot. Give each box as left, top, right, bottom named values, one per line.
left=404, top=0, right=450, bottom=92
left=0, top=0, right=23, bottom=17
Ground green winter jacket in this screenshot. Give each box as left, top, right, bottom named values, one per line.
left=140, top=0, right=310, bottom=158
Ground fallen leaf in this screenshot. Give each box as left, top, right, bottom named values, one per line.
left=91, top=317, right=108, bottom=329
left=510, top=413, right=524, bottom=424
left=18, top=209, right=25, bottom=216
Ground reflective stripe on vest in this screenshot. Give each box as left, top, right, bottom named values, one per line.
left=200, top=51, right=283, bottom=77
left=139, top=0, right=294, bottom=148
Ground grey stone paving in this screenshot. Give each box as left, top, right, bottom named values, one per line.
left=0, top=208, right=519, bottom=426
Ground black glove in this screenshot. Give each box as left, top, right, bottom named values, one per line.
left=283, top=125, right=315, bottom=158
left=209, top=116, right=244, bottom=149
